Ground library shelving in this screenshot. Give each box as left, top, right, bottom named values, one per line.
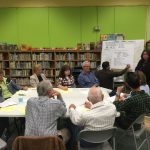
left=0, top=49, right=101, bottom=86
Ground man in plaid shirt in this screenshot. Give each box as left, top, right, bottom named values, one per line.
left=25, top=80, right=70, bottom=143
left=114, top=72, right=150, bottom=129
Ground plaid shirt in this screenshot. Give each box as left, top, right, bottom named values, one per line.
left=25, top=96, right=67, bottom=136
left=114, top=91, right=150, bottom=122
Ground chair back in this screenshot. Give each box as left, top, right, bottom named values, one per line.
left=128, top=114, right=145, bottom=129
left=72, top=67, right=82, bottom=86
left=79, top=127, right=116, bottom=144
left=12, top=136, right=66, bottom=150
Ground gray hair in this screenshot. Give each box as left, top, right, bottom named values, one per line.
left=37, top=80, right=53, bottom=96
left=88, top=87, right=103, bottom=104
left=82, top=61, right=90, bottom=68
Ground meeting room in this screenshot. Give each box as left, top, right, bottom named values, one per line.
left=0, top=0, right=150, bottom=150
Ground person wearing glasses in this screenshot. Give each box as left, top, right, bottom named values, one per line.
left=78, top=61, right=99, bottom=88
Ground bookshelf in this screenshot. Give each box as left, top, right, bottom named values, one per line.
left=0, top=50, right=101, bottom=86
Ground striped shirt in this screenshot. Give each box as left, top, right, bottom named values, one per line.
left=69, top=101, right=116, bottom=131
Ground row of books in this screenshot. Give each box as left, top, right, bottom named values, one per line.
left=0, top=62, right=2, bottom=68
left=0, top=54, right=3, bottom=60
left=9, top=53, right=32, bottom=61
left=1, top=62, right=9, bottom=68
left=56, top=53, right=75, bottom=60
left=0, top=62, right=10, bottom=68
left=15, top=78, right=30, bottom=86
left=10, top=70, right=31, bottom=76
left=32, top=53, right=53, bottom=61
left=10, top=62, right=32, bottom=69
left=78, top=53, right=98, bottom=60
left=44, top=70, right=54, bottom=77
left=56, top=70, right=59, bottom=76
left=33, top=62, right=53, bottom=68
left=0, top=43, right=18, bottom=51
left=55, top=62, right=76, bottom=68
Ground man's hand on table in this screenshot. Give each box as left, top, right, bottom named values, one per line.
left=84, top=101, right=93, bottom=109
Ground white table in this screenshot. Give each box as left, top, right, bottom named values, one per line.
left=0, top=88, right=111, bottom=117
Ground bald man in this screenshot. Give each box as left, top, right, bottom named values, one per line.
left=69, top=86, right=116, bottom=148
left=69, top=86, right=116, bottom=131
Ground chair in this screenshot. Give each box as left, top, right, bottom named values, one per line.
left=12, top=136, right=66, bottom=150
left=0, top=138, right=7, bottom=150
left=117, top=114, right=149, bottom=150
left=72, top=66, right=82, bottom=87
left=144, top=115, right=150, bottom=149
left=78, top=127, right=117, bottom=150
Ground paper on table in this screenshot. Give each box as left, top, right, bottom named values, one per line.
left=0, top=105, right=17, bottom=112
left=0, top=98, right=18, bottom=108
left=56, top=88, right=72, bottom=93
left=17, top=105, right=25, bottom=114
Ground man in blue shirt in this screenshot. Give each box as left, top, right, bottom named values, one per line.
left=78, top=61, right=99, bottom=88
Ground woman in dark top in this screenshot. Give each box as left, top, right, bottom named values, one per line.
left=57, top=65, right=76, bottom=90
left=135, top=50, right=150, bottom=87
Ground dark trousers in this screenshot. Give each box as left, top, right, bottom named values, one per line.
left=0, top=117, right=9, bottom=137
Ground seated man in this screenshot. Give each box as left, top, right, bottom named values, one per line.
left=69, top=86, right=116, bottom=136
left=0, top=69, right=28, bottom=139
left=25, top=80, right=70, bottom=143
left=114, top=72, right=150, bottom=129
left=78, top=61, right=99, bottom=88
left=95, top=61, right=130, bottom=90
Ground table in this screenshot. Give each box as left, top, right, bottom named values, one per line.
left=0, top=88, right=111, bottom=117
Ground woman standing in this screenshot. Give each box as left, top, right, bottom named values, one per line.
left=135, top=50, right=150, bottom=87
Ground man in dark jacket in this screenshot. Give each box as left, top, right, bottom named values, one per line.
left=95, top=61, right=130, bottom=90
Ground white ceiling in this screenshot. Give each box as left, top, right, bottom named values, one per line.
left=0, top=0, right=149, bottom=7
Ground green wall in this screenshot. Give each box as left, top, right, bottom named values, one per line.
left=0, top=6, right=147, bottom=47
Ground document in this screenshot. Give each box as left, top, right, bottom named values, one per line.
left=102, top=40, right=144, bottom=70
left=0, top=98, right=18, bottom=108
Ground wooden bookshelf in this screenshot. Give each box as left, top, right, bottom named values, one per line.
left=0, top=50, right=101, bottom=86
